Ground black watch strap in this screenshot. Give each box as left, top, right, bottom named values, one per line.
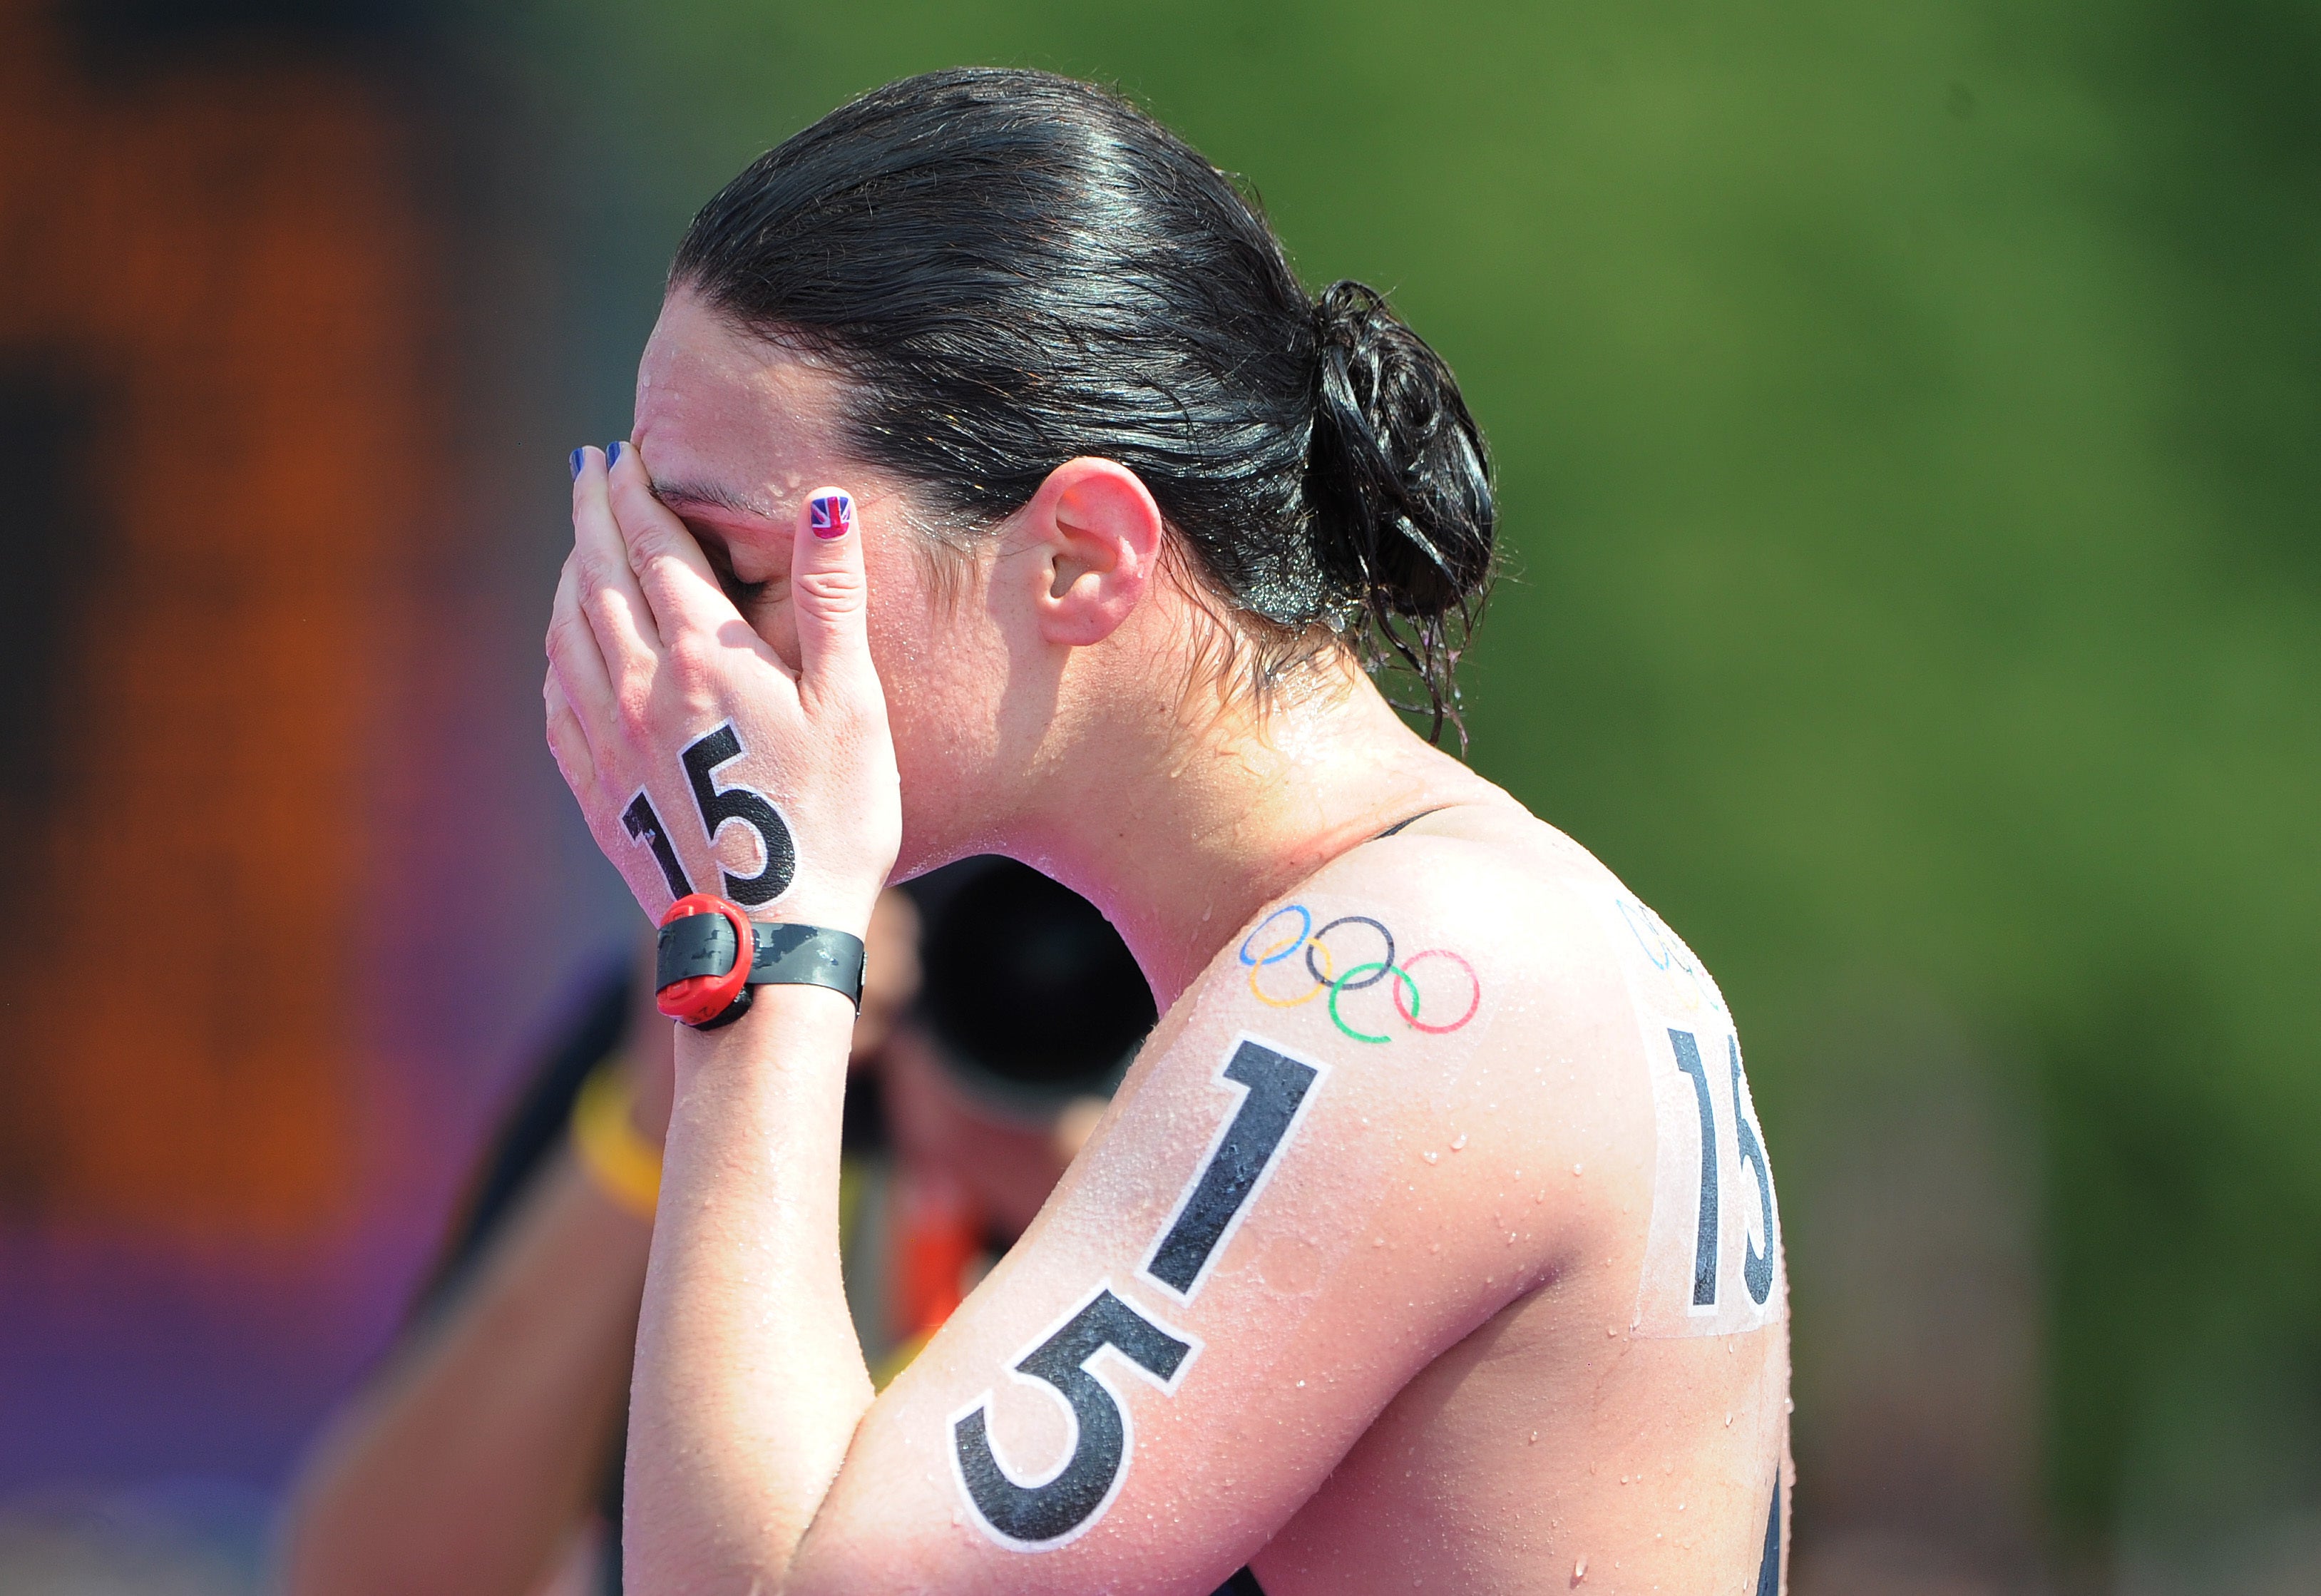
left=656, top=912, right=866, bottom=1023
left=746, top=921, right=866, bottom=1004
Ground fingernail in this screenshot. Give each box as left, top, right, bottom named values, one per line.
left=568, top=448, right=584, bottom=480
left=809, top=491, right=855, bottom=540
left=607, top=441, right=624, bottom=469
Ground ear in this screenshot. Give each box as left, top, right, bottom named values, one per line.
left=1023, top=457, right=1164, bottom=648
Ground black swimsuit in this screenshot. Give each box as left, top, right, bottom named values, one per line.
left=1375, top=807, right=1445, bottom=839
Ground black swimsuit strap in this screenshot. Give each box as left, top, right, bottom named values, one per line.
left=1375, top=807, right=1449, bottom=839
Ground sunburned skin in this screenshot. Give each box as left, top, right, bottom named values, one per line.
left=783, top=808, right=1790, bottom=1595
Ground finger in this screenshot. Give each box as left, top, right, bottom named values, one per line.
left=547, top=548, right=620, bottom=736
left=573, top=444, right=664, bottom=663
left=543, top=668, right=598, bottom=798
left=790, top=486, right=878, bottom=707
left=604, top=438, right=748, bottom=645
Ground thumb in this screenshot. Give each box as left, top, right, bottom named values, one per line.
left=791, top=487, right=876, bottom=703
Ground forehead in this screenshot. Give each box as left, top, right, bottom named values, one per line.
left=634, top=292, right=853, bottom=512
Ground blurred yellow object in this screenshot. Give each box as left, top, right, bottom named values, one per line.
left=571, top=1061, right=661, bottom=1219
left=871, top=1331, right=930, bottom=1392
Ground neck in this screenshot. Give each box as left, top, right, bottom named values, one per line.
left=1006, top=659, right=1499, bottom=1008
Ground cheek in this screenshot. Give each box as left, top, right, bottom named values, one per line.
left=864, top=544, right=968, bottom=697
left=869, top=603, right=960, bottom=740
left=867, top=583, right=998, bottom=784
left=748, top=594, right=803, bottom=670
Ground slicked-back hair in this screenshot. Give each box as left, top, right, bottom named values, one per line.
left=672, top=68, right=1495, bottom=737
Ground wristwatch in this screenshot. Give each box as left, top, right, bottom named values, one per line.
left=655, top=893, right=867, bottom=1029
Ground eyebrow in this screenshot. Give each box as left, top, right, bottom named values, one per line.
left=650, top=476, right=778, bottom=521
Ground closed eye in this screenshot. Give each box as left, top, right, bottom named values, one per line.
left=718, top=568, right=768, bottom=606
left=690, top=525, right=769, bottom=606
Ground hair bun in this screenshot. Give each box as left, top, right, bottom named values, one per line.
left=1305, top=280, right=1495, bottom=732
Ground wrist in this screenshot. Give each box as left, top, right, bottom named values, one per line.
left=671, top=979, right=859, bottom=1085
left=655, top=894, right=869, bottom=1030
left=757, top=889, right=880, bottom=943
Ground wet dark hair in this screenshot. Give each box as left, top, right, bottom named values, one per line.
left=672, top=67, right=1495, bottom=737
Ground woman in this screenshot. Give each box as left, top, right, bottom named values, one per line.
left=545, top=68, right=1789, bottom=1596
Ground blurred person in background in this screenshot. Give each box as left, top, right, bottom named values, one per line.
left=279, top=859, right=1152, bottom=1595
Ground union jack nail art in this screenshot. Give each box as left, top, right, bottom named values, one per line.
left=809, top=493, right=855, bottom=539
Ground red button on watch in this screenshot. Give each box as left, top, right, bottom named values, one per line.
left=655, top=894, right=754, bottom=1026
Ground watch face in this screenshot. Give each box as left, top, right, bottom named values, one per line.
left=911, top=859, right=1156, bottom=1119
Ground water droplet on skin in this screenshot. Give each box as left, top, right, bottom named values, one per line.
left=1573, top=1163, right=1584, bottom=1175
left=1530, top=1431, right=1539, bottom=1443
left=1507, top=1232, right=1517, bottom=1244
left=1725, top=1413, right=1733, bottom=1426
left=1423, top=1150, right=1439, bottom=1165
left=1451, top=1133, right=1468, bottom=1151
left=1373, top=1236, right=1386, bottom=1247
left=1296, top=1379, right=1304, bottom=1387
left=1430, top=1241, right=1441, bottom=1254
left=1607, top=1326, right=1618, bottom=1337
left=1785, top=1398, right=1795, bottom=1413
left=1574, top=1555, right=1587, bottom=1582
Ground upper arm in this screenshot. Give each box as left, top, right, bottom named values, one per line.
left=784, top=847, right=1643, bottom=1595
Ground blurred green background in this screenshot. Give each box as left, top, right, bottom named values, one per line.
left=493, top=0, right=2318, bottom=1585
left=3, top=1, right=2310, bottom=1590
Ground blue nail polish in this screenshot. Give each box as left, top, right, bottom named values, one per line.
left=607, top=441, right=624, bottom=468
left=569, top=448, right=584, bottom=480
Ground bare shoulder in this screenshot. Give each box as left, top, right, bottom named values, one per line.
left=1278, top=800, right=1713, bottom=1082
left=1187, top=799, right=1778, bottom=1321
left=1237, top=812, right=1792, bottom=1596
left=1142, top=804, right=1706, bottom=1286
left=1326, top=803, right=1788, bottom=1343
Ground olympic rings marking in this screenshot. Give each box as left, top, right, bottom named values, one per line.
left=1614, top=893, right=1723, bottom=1017
left=1307, top=916, right=1393, bottom=992
left=1252, top=936, right=1333, bottom=1007
left=1617, top=896, right=1671, bottom=971
left=1239, top=904, right=1311, bottom=968
left=1328, top=960, right=1420, bottom=1044
left=1394, top=948, right=1482, bottom=1035
left=1235, top=903, right=1482, bottom=1042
